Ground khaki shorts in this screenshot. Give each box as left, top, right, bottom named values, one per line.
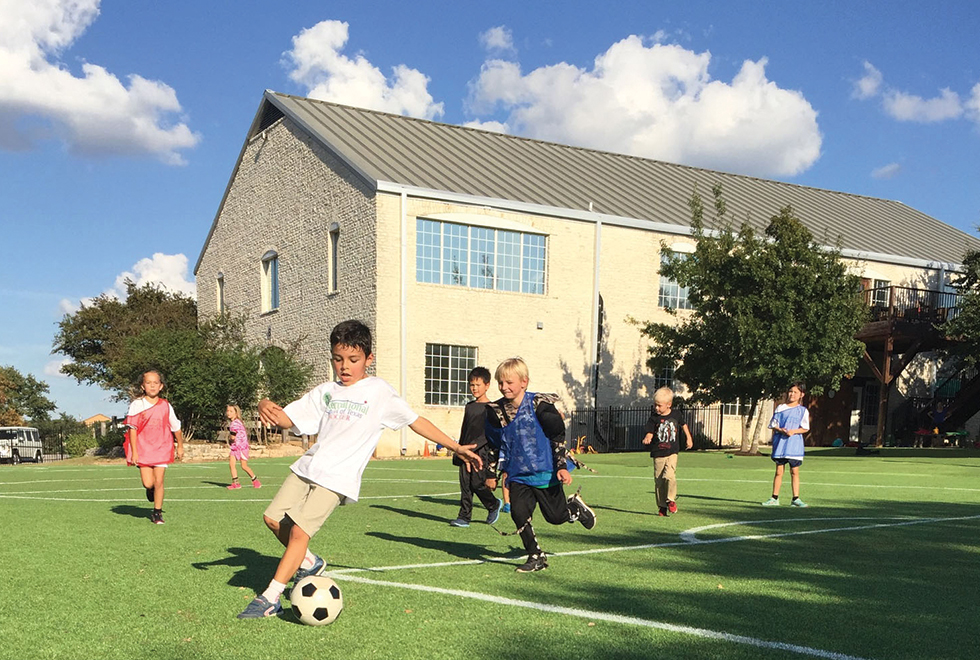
left=264, top=472, right=344, bottom=537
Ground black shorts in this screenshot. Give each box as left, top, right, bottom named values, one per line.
left=772, top=457, right=802, bottom=468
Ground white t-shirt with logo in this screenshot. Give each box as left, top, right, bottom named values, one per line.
left=283, top=377, right=418, bottom=501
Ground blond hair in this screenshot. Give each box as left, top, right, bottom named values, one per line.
left=226, top=404, right=242, bottom=421
left=495, top=357, right=529, bottom=383
left=654, top=387, right=675, bottom=404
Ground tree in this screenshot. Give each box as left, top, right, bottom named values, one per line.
left=0, top=365, right=57, bottom=424
left=52, top=285, right=314, bottom=440
left=942, top=249, right=980, bottom=364
left=636, top=186, right=868, bottom=453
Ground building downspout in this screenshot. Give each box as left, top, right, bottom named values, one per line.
left=400, top=191, right=408, bottom=455
left=589, top=203, right=602, bottom=408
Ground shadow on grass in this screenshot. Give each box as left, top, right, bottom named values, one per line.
left=682, top=493, right=759, bottom=504
left=191, top=546, right=281, bottom=590
left=369, top=503, right=447, bottom=523
left=365, top=531, right=510, bottom=561
left=110, top=504, right=152, bottom=520
left=202, top=480, right=231, bottom=488
left=591, top=503, right=658, bottom=517
left=415, top=494, right=460, bottom=507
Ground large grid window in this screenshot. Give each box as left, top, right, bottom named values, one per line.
left=416, top=219, right=546, bottom=294
left=261, top=251, right=279, bottom=313
left=658, top=250, right=692, bottom=309
left=653, top=364, right=676, bottom=390
left=424, top=343, right=477, bottom=407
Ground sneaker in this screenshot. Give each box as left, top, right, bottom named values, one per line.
left=567, top=492, right=596, bottom=530
left=251, top=479, right=262, bottom=489
left=151, top=510, right=165, bottom=525
left=236, top=594, right=282, bottom=619
left=791, top=498, right=808, bottom=508
left=227, top=482, right=242, bottom=490
left=486, top=499, right=503, bottom=525
left=658, top=507, right=669, bottom=517
left=667, top=500, right=678, bottom=514
left=515, top=554, right=548, bottom=573
left=501, top=503, right=511, bottom=514
left=762, top=497, right=780, bottom=506
left=145, top=486, right=155, bottom=502
left=294, top=554, right=326, bottom=581
left=449, top=518, right=470, bottom=528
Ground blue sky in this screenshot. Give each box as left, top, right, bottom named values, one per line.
left=1, top=0, right=978, bottom=420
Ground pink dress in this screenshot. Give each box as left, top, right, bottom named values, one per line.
left=125, top=399, right=176, bottom=466
left=229, top=419, right=250, bottom=460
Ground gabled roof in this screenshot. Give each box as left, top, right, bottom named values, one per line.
left=196, top=90, right=980, bottom=273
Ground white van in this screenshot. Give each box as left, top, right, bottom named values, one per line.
left=0, top=427, right=44, bottom=464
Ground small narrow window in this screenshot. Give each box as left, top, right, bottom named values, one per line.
left=261, top=251, right=279, bottom=313
left=328, top=223, right=340, bottom=293
left=216, top=274, right=225, bottom=315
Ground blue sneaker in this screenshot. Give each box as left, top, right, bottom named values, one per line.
left=762, top=497, right=780, bottom=506
left=294, top=554, right=326, bottom=582
left=237, top=594, right=282, bottom=619
left=486, top=499, right=503, bottom=525
left=501, top=503, right=511, bottom=514
left=791, top=498, right=808, bottom=508
left=449, top=518, right=470, bottom=527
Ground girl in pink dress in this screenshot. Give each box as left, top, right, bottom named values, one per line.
left=226, top=405, right=261, bottom=489
left=125, top=370, right=184, bottom=524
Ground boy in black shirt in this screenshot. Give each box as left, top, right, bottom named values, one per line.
left=449, top=367, right=502, bottom=527
left=641, top=387, right=693, bottom=517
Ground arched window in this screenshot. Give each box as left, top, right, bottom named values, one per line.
left=261, top=250, right=279, bottom=313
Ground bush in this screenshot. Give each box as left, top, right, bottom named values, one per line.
left=99, top=428, right=126, bottom=451
left=65, top=433, right=97, bottom=457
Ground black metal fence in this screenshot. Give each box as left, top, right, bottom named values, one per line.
left=568, top=404, right=736, bottom=452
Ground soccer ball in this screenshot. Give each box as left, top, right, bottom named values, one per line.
left=290, top=576, right=344, bottom=626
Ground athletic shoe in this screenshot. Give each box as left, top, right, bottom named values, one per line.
left=145, top=486, right=155, bottom=502
left=762, top=497, right=780, bottom=506
left=237, top=595, right=282, bottom=619
left=151, top=510, right=165, bottom=525
left=568, top=492, right=596, bottom=530
left=501, top=503, right=511, bottom=514
left=515, top=554, right=548, bottom=573
left=227, top=482, right=242, bottom=490
left=251, top=479, right=262, bottom=489
left=667, top=500, right=678, bottom=514
left=791, top=498, right=808, bottom=508
left=486, top=499, right=503, bottom=525
left=449, top=518, right=470, bottom=527
left=294, top=554, right=326, bottom=582
left=658, top=507, right=669, bottom=517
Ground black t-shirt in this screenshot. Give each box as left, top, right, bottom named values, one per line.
left=453, top=400, right=488, bottom=466
left=644, top=409, right=687, bottom=457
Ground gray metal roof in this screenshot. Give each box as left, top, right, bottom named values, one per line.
left=258, top=91, right=979, bottom=267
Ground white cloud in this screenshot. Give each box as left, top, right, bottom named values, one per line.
left=871, top=162, right=901, bottom=180
left=883, top=88, right=963, bottom=123
left=61, top=253, right=196, bottom=314
left=852, top=61, right=882, bottom=99
left=462, top=119, right=509, bottom=133
left=44, top=358, right=71, bottom=378
left=479, top=26, right=516, bottom=55
left=0, top=0, right=200, bottom=164
left=964, top=82, right=980, bottom=124
left=466, top=36, right=822, bottom=177
left=283, top=20, right=444, bottom=120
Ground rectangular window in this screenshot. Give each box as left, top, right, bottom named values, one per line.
left=861, top=382, right=880, bottom=427
left=328, top=227, right=340, bottom=293
left=261, top=254, right=279, bottom=312
left=871, top=279, right=890, bottom=307
left=416, top=219, right=546, bottom=294
left=723, top=400, right=744, bottom=416
left=653, top=364, right=676, bottom=390
left=216, top=276, right=225, bottom=315
left=658, top=251, right=692, bottom=309
left=424, top=343, right=477, bottom=407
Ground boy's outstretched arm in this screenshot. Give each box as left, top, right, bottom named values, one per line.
left=258, top=398, right=294, bottom=429
left=410, top=417, right=483, bottom=472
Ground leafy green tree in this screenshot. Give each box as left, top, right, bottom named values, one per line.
left=636, top=186, right=868, bottom=453
left=260, top=344, right=315, bottom=405
left=942, top=249, right=980, bottom=364
left=0, top=365, right=57, bottom=423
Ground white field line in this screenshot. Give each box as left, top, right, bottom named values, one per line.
left=335, top=573, right=869, bottom=660
left=0, top=491, right=460, bottom=503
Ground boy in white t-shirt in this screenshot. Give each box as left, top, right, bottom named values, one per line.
left=237, top=320, right=483, bottom=619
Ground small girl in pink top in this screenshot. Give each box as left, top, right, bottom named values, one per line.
left=125, top=370, right=184, bottom=524
left=226, top=405, right=261, bottom=489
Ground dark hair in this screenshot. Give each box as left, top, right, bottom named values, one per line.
left=789, top=381, right=807, bottom=394
left=330, top=320, right=372, bottom=356
left=468, top=366, right=491, bottom=384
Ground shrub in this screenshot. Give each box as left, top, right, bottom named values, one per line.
left=65, top=433, right=97, bottom=457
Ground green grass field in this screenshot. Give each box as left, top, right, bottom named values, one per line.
left=1, top=449, right=978, bottom=660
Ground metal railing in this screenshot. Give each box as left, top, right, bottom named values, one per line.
left=864, top=286, right=960, bottom=324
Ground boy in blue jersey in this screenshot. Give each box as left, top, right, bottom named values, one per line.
left=763, top=382, right=810, bottom=507
left=484, top=358, right=595, bottom=573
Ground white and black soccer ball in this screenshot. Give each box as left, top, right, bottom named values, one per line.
left=291, top=575, right=344, bottom=626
